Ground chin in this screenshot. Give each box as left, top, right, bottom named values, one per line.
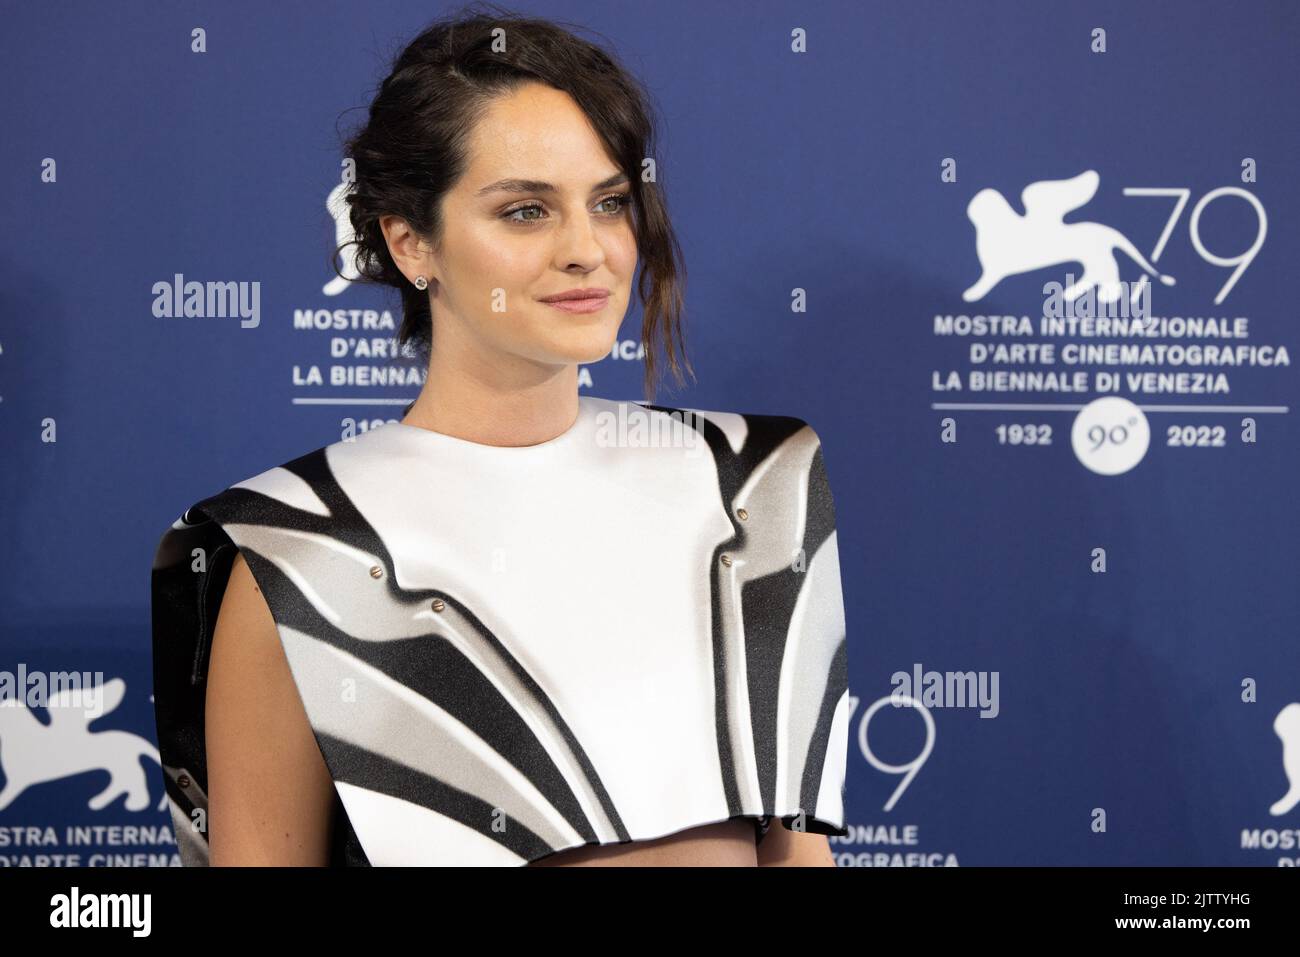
left=533, top=339, right=619, bottom=366
left=527, top=309, right=624, bottom=364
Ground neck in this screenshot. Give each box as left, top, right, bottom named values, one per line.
left=401, top=328, right=580, bottom=448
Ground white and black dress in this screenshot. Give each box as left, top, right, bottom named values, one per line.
left=150, top=395, right=850, bottom=866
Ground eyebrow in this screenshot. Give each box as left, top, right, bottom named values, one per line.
left=476, top=171, right=630, bottom=197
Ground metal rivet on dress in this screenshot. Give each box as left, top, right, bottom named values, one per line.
left=720, top=554, right=732, bottom=566
left=431, top=598, right=445, bottom=613
left=369, top=565, right=383, bottom=579
left=736, top=507, right=748, bottom=521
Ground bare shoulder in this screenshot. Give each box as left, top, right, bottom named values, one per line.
left=216, top=551, right=275, bottom=637
left=205, top=551, right=337, bottom=865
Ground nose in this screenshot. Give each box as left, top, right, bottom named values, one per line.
left=552, top=208, right=605, bottom=271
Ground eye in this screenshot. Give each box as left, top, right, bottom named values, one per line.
left=503, top=203, right=546, bottom=224
left=595, top=192, right=632, bottom=215
left=500, top=192, right=632, bottom=225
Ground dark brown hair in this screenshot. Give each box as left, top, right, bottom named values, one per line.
left=333, top=2, right=692, bottom=401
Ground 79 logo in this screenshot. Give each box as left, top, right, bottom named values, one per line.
left=1122, top=184, right=1265, bottom=305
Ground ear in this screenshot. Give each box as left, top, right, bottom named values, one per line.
left=379, top=214, right=438, bottom=285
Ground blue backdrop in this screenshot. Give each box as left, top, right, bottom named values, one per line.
left=1, top=0, right=1296, bottom=866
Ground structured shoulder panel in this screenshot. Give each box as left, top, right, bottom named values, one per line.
left=150, top=396, right=850, bottom=865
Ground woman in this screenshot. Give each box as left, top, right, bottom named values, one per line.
left=151, top=5, right=850, bottom=867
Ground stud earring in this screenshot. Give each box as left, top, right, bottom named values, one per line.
left=413, top=275, right=429, bottom=290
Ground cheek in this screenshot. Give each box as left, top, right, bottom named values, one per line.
left=607, top=226, right=639, bottom=277
left=452, top=222, right=546, bottom=291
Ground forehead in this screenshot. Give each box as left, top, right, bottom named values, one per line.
left=464, top=82, right=613, bottom=181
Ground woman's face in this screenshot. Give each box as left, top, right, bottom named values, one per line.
left=393, top=81, right=638, bottom=374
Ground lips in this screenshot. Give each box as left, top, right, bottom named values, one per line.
left=539, top=287, right=611, bottom=315
left=541, top=294, right=610, bottom=314
left=538, top=287, right=611, bottom=303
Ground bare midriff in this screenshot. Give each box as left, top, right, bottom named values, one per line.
left=526, top=818, right=759, bottom=867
